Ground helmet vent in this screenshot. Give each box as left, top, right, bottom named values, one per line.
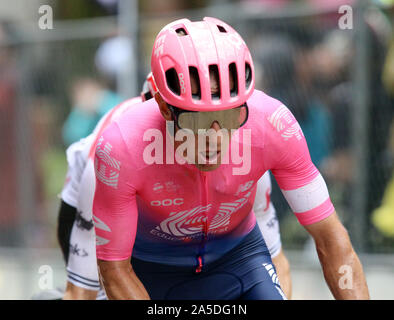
left=245, top=63, right=252, bottom=89
left=189, top=66, right=201, bottom=100
left=217, top=25, right=227, bottom=33
left=229, top=63, right=238, bottom=97
left=165, top=68, right=181, bottom=96
left=176, top=28, right=188, bottom=36
left=209, top=65, right=221, bottom=100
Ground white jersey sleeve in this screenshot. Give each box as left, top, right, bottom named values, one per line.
left=253, top=171, right=282, bottom=258
left=61, top=134, right=95, bottom=208
left=66, top=159, right=101, bottom=290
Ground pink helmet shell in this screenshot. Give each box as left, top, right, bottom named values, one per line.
left=151, top=17, right=255, bottom=111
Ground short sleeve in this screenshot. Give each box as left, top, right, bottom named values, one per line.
left=265, top=104, right=335, bottom=225
left=93, top=122, right=138, bottom=260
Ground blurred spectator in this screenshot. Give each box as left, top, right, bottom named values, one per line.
left=140, top=0, right=206, bottom=13
left=244, top=6, right=393, bottom=253
left=96, top=0, right=118, bottom=14
left=382, top=38, right=394, bottom=97
left=372, top=120, right=394, bottom=238
left=241, top=0, right=291, bottom=8
left=94, top=36, right=133, bottom=91
left=313, top=31, right=354, bottom=186
left=307, top=0, right=356, bottom=10
left=293, top=38, right=333, bottom=168
left=320, top=8, right=394, bottom=234
left=62, top=36, right=128, bottom=146
left=364, top=8, right=394, bottom=218
left=251, top=30, right=334, bottom=233
left=62, top=77, right=123, bottom=146
left=371, top=30, right=394, bottom=239
left=254, top=31, right=333, bottom=168
left=0, top=22, right=19, bottom=246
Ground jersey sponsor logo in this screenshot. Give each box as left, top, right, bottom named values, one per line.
left=157, top=204, right=212, bottom=237
left=281, top=122, right=303, bottom=141
left=154, top=191, right=252, bottom=238
left=63, top=175, right=71, bottom=187
left=227, top=33, right=244, bottom=49
left=75, top=211, right=94, bottom=231
left=96, top=235, right=110, bottom=246
left=210, top=191, right=252, bottom=230
left=165, top=181, right=181, bottom=193
left=267, top=105, right=303, bottom=141
left=69, top=243, right=88, bottom=257
left=263, top=263, right=287, bottom=299
left=92, top=215, right=111, bottom=232
left=268, top=105, right=289, bottom=131
left=93, top=212, right=111, bottom=246
left=95, top=136, right=121, bottom=188
left=153, top=182, right=164, bottom=193
left=151, top=198, right=184, bottom=206
left=266, top=216, right=278, bottom=229
left=264, top=188, right=271, bottom=212
left=235, top=180, right=254, bottom=196
left=263, top=263, right=279, bottom=285
left=152, top=181, right=181, bottom=194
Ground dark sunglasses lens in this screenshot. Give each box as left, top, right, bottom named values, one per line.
left=176, top=105, right=248, bottom=132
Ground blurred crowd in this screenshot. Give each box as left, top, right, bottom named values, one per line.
left=0, top=0, right=393, bottom=251
left=246, top=5, right=394, bottom=249
left=0, top=21, right=19, bottom=246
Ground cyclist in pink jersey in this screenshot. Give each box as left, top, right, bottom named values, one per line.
left=58, top=73, right=291, bottom=300
left=93, top=17, right=369, bottom=300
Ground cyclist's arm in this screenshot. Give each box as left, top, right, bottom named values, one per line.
left=64, top=161, right=101, bottom=299
left=59, top=138, right=89, bottom=264
left=265, top=103, right=369, bottom=299
left=57, top=200, right=77, bottom=264
left=97, top=259, right=149, bottom=300
left=304, top=212, right=369, bottom=299
left=93, top=123, right=150, bottom=300
left=63, top=282, right=97, bottom=300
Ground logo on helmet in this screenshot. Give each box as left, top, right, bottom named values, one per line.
left=179, top=73, right=186, bottom=94
left=154, top=34, right=166, bottom=58
left=228, top=33, right=244, bottom=50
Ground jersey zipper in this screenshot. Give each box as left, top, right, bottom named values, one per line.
left=195, top=171, right=209, bottom=273
left=195, top=255, right=203, bottom=273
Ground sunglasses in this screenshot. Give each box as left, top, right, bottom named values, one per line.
left=167, top=103, right=249, bottom=134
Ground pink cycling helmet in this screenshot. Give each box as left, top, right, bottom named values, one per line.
left=151, top=17, right=255, bottom=111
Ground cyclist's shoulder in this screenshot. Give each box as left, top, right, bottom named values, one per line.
left=116, top=97, right=161, bottom=128
left=115, top=98, right=165, bottom=141
left=96, top=98, right=164, bottom=159
left=244, top=89, right=287, bottom=137
left=114, top=96, right=144, bottom=117
left=95, top=96, right=144, bottom=131
left=246, top=90, right=304, bottom=151
left=247, top=89, right=284, bottom=115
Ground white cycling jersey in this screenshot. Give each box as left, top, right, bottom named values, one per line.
left=254, top=172, right=282, bottom=258
left=60, top=97, right=282, bottom=291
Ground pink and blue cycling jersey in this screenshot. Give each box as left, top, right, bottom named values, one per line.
left=93, top=89, right=334, bottom=267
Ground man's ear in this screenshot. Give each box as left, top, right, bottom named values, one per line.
left=155, top=93, right=172, bottom=121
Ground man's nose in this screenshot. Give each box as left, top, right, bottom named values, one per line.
left=210, top=121, right=221, bottom=131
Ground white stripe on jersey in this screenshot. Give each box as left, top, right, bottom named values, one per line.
left=281, top=173, right=329, bottom=213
